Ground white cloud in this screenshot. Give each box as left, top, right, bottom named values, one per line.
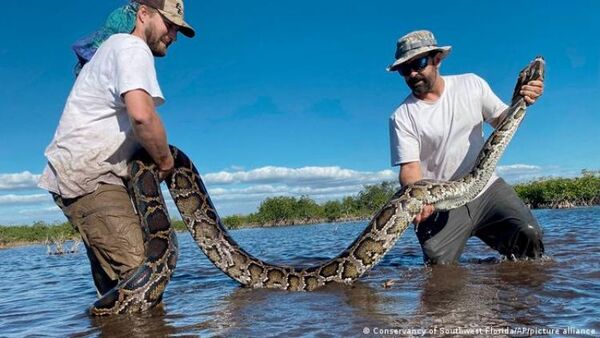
left=210, top=184, right=360, bottom=198
left=0, top=162, right=592, bottom=226
left=14, top=162, right=581, bottom=225
left=155, top=166, right=395, bottom=219
left=496, top=164, right=586, bottom=183
left=0, top=194, right=49, bottom=205
left=497, top=164, right=543, bottom=183
left=204, top=166, right=395, bottom=187
left=225, top=165, right=245, bottom=172
left=203, top=184, right=362, bottom=207
left=0, top=204, right=63, bottom=225
left=0, top=171, right=41, bottom=190
left=497, top=164, right=540, bottom=172
left=17, top=205, right=61, bottom=215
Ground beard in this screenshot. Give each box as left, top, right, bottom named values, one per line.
left=145, top=26, right=169, bottom=57
left=407, top=74, right=434, bottom=96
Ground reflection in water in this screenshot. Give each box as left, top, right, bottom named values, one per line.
left=341, top=281, right=397, bottom=324
left=1, top=207, right=599, bottom=336
left=493, top=260, right=552, bottom=327
left=494, top=258, right=553, bottom=288
left=421, top=266, right=472, bottom=317
left=418, top=260, right=554, bottom=329
left=417, top=265, right=507, bottom=328
left=421, top=265, right=471, bottom=311
left=85, top=305, right=180, bottom=338
left=210, top=278, right=392, bottom=336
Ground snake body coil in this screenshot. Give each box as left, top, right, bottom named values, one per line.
left=90, top=57, right=544, bottom=315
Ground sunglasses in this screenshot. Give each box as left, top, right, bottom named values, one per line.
left=398, top=54, right=431, bottom=76
left=159, top=13, right=177, bottom=32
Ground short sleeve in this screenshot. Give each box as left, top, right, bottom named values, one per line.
left=115, top=46, right=165, bottom=106
left=476, top=75, right=508, bottom=123
left=389, top=110, right=420, bottom=166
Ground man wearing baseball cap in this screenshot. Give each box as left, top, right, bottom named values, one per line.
left=387, top=30, right=545, bottom=264
left=39, top=0, right=195, bottom=296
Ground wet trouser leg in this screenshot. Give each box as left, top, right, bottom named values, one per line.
left=52, top=184, right=145, bottom=295
left=415, top=205, right=472, bottom=264
left=415, top=178, right=544, bottom=264
left=470, top=178, right=544, bottom=260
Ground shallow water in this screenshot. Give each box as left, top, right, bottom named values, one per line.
left=1, top=207, right=599, bottom=337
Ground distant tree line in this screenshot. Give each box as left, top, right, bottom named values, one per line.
left=221, top=181, right=399, bottom=229
left=0, top=221, right=76, bottom=247
left=2, top=171, right=599, bottom=246
left=218, top=171, right=600, bottom=227
left=514, top=169, right=600, bottom=209
left=0, top=182, right=398, bottom=246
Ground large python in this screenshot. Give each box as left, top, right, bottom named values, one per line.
left=89, top=57, right=544, bottom=315
left=89, top=153, right=179, bottom=315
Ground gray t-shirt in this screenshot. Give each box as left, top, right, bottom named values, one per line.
left=389, top=73, right=507, bottom=194
left=39, top=34, right=164, bottom=198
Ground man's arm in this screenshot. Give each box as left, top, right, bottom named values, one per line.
left=490, top=79, right=544, bottom=128
left=399, top=161, right=423, bottom=186
left=400, top=161, right=434, bottom=224
left=123, top=89, right=174, bottom=180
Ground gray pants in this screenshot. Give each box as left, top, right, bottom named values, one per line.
left=415, top=178, right=544, bottom=264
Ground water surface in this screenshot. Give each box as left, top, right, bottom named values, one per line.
left=1, top=207, right=599, bottom=337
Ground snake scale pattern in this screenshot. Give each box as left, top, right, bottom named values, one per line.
left=89, top=57, right=544, bottom=315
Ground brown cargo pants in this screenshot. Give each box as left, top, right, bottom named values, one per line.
left=52, top=184, right=145, bottom=296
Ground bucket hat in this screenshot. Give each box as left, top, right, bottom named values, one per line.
left=387, top=30, right=451, bottom=72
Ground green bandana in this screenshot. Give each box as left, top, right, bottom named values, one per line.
left=72, top=1, right=139, bottom=75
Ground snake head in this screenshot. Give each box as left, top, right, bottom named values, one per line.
left=511, top=56, right=545, bottom=105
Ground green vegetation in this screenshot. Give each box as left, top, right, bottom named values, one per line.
left=2, top=171, right=599, bottom=247
left=171, top=220, right=187, bottom=232
left=221, top=181, right=398, bottom=229
left=0, top=181, right=398, bottom=247
left=514, top=170, right=600, bottom=209
left=0, top=221, right=78, bottom=248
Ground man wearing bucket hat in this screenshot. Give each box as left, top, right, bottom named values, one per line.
left=387, top=30, right=545, bottom=264
left=39, top=0, right=195, bottom=295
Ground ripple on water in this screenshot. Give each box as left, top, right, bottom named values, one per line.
left=0, top=208, right=599, bottom=336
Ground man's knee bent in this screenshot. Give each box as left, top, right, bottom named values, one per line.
left=422, top=240, right=461, bottom=265
left=505, top=222, right=544, bottom=259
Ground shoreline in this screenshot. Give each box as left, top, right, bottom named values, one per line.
left=0, top=240, right=48, bottom=250
left=0, top=217, right=369, bottom=251
left=2, top=205, right=598, bottom=251
left=229, top=216, right=369, bottom=229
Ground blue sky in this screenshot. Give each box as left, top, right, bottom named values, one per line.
left=0, top=1, right=598, bottom=225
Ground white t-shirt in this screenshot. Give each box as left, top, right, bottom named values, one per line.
left=38, top=34, right=164, bottom=198
left=389, top=73, right=507, bottom=195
